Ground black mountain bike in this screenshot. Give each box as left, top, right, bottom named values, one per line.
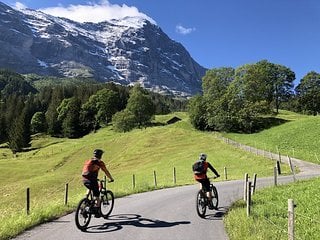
left=196, top=177, right=219, bottom=218
left=75, top=178, right=114, bottom=231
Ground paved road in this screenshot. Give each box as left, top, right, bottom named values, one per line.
left=14, top=157, right=320, bottom=240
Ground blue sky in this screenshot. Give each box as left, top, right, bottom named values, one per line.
left=2, top=0, right=320, bottom=84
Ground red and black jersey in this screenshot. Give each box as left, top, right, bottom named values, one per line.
left=82, top=157, right=107, bottom=180
left=194, top=161, right=219, bottom=180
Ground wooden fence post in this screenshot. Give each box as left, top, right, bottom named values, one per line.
left=132, top=174, right=136, bottom=189
left=278, top=151, right=282, bottom=163
left=288, top=199, right=295, bottom=240
left=274, top=167, right=278, bottom=186
left=246, top=181, right=252, bottom=217
left=224, top=167, right=227, bottom=181
left=26, top=187, right=30, bottom=215
left=153, top=171, right=157, bottom=188
left=64, top=183, right=68, bottom=205
left=244, top=173, right=249, bottom=201
left=276, top=160, right=281, bottom=175
left=173, top=167, right=176, bottom=185
left=288, top=156, right=296, bottom=182
left=252, top=173, right=257, bottom=194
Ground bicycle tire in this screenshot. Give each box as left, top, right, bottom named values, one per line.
left=100, top=190, right=114, bottom=218
left=210, top=184, right=219, bottom=210
left=75, top=198, right=91, bottom=231
left=196, top=190, right=207, bottom=218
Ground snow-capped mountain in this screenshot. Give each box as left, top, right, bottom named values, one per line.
left=0, top=2, right=206, bottom=96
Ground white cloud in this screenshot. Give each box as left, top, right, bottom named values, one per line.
left=175, top=24, right=196, bottom=35
left=36, top=0, right=155, bottom=24
left=14, top=1, right=27, bottom=10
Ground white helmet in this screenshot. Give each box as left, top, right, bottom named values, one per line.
left=199, top=153, right=207, bottom=161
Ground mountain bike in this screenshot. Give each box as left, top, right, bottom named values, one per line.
left=196, top=177, right=219, bottom=218
left=75, top=177, right=114, bottom=231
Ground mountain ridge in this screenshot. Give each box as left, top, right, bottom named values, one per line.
left=0, top=2, right=206, bottom=96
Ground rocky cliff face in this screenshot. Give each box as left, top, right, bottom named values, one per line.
left=0, top=2, right=206, bottom=96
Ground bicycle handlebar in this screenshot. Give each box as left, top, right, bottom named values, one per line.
left=208, top=176, right=219, bottom=180
left=98, top=178, right=114, bottom=183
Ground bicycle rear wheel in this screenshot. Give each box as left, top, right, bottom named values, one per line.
left=100, top=190, right=114, bottom=218
left=196, top=190, right=207, bottom=218
left=75, top=198, right=91, bottom=231
left=210, top=185, right=219, bottom=210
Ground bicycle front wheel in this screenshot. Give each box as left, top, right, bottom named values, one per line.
left=75, top=198, right=91, bottom=231
left=196, top=190, right=207, bottom=218
left=210, top=185, right=219, bottom=210
left=100, top=190, right=114, bottom=218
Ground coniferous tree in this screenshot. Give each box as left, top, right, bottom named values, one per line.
left=7, top=107, right=31, bottom=152
left=57, top=97, right=81, bottom=138
left=0, top=106, right=6, bottom=143
left=46, top=87, right=64, bottom=136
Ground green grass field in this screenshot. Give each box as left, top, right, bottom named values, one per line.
left=224, top=110, right=320, bottom=164
left=0, top=112, right=288, bottom=240
left=224, top=178, right=320, bottom=240
left=224, top=110, right=320, bottom=239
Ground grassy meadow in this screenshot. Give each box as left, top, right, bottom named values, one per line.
left=0, top=112, right=288, bottom=240
left=224, top=110, right=320, bottom=164
left=225, top=178, right=320, bottom=240
left=224, top=110, right=320, bottom=239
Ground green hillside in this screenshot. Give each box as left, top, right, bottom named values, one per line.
left=224, top=110, right=320, bottom=239
left=224, top=110, right=320, bottom=164
left=0, top=112, right=286, bottom=239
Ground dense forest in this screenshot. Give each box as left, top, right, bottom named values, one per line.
left=188, top=60, right=320, bottom=133
left=0, top=69, right=187, bottom=153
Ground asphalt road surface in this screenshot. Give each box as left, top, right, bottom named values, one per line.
left=13, top=157, right=320, bottom=240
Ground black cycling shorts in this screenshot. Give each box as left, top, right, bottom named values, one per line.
left=196, top=178, right=211, bottom=192
left=83, top=179, right=99, bottom=197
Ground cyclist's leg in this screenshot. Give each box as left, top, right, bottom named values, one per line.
left=83, top=179, right=92, bottom=195
left=196, top=179, right=204, bottom=190
left=83, top=179, right=100, bottom=207
left=197, top=179, right=211, bottom=200
left=202, top=179, right=212, bottom=201
left=91, top=180, right=100, bottom=207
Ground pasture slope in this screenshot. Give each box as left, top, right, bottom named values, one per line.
left=224, top=110, right=320, bottom=239
left=2, top=111, right=320, bottom=239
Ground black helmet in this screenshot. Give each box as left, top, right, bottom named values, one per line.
left=93, top=149, right=104, bottom=158
left=199, top=153, right=207, bottom=161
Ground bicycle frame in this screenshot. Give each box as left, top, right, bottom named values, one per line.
left=196, top=177, right=219, bottom=218
left=75, top=177, right=114, bottom=231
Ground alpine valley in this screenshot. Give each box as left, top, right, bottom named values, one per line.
left=0, top=2, right=207, bottom=96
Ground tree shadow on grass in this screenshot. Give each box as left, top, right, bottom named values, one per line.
left=257, top=117, right=288, bottom=131
left=85, top=214, right=190, bottom=233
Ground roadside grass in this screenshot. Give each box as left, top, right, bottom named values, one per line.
left=224, top=110, right=320, bottom=239
left=0, top=112, right=289, bottom=240
left=224, top=110, right=320, bottom=164
left=224, top=177, right=320, bottom=240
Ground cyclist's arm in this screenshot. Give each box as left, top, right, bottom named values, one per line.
left=100, top=161, right=114, bottom=181
left=207, top=162, right=220, bottom=177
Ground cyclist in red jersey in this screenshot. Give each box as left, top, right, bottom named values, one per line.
left=82, top=149, right=114, bottom=214
left=193, top=153, right=220, bottom=209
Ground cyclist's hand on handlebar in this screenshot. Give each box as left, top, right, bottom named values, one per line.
left=216, top=174, right=220, bottom=178
left=109, top=178, right=114, bottom=183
